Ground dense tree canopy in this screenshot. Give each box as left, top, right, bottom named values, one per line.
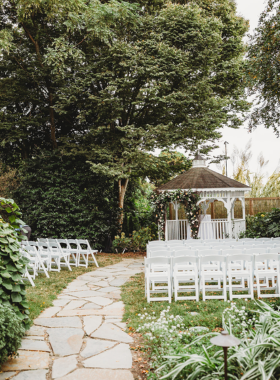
left=247, top=0, right=280, bottom=136
left=0, top=0, right=249, bottom=228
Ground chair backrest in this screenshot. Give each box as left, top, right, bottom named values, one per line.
left=200, top=255, right=226, bottom=264
left=245, top=247, right=268, bottom=255
left=267, top=247, right=280, bottom=254
left=255, top=253, right=280, bottom=269
left=227, top=253, right=253, bottom=263
left=173, top=249, right=197, bottom=257
left=198, top=249, right=221, bottom=257
left=37, top=238, right=48, bottom=243
left=222, top=248, right=244, bottom=256
left=37, top=242, right=50, bottom=249
left=172, top=256, right=198, bottom=268
left=56, top=239, right=70, bottom=248
left=48, top=241, right=61, bottom=250
left=145, top=257, right=171, bottom=266
left=77, top=240, right=91, bottom=250
left=149, top=250, right=170, bottom=258
left=148, top=241, right=166, bottom=245
left=67, top=239, right=79, bottom=248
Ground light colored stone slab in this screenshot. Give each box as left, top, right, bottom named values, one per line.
left=20, top=340, right=50, bottom=352
left=57, top=308, right=122, bottom=317
left=83, top=316, right=102, bottom=335
left=0, top=372, right=16, bottom=380
left=63, top=286, right=90, bottom=292
left=12, top=370, right=48, bottom=380
left=24, top=336, right=45, bottom=341
left=57, top=295, right=76, bottom=300
left=1, top=351, right=49, bottom=371
left=81, top=338, right=115, bottom=358
left=38, top=307, right=61, bottom=318
left=97, top=286, right=120, bottom=293
left=84, top=297, right=113, bottom=306
left=91, top=323, right=133, bottom=343
left=105, top=318, right=122, bottom=323
left=109, top=278, right=127, bottom=286
left=53, top=299, right=70, bottom=307
left=81, top=303, right=101, bottom=310
left=34, top=317, right=82, bottom=328
left=25, top=326, right=45, bottom=336
left=47, top=328, right=84, bottom=356
left=89, top=281, right=109, bottom=287
left=63, top=300, right=87, bottom=310
left=52, top=355, right=78, bottom=378
left=114, top=322, right=126, bottom=329
left=57, top=368, right=134, bottom=380
left=66, top=290, right=105, bottom=298
left=83, top=343, right=132, bottom=369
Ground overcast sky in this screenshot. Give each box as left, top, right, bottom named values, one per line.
left=208, top=0, right=279, bottom=178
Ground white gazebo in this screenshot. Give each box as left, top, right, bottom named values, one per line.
left=156, top=154, right=250, bottom=240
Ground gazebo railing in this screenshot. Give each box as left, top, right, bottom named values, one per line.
left=166, top=219, right=245, bottom=240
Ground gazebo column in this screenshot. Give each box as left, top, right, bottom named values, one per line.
left=227, top=194, right=232, bottom=239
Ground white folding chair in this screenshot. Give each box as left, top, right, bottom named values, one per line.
left=56, top=239, right=78, bottom=267
left=22, top=244, right=49, bottom=278
left=20, top=248, right=37, bottom=286
left=255, top=253, right=280, bottom=298
left=48, top=241, right=72, bottom=271
left=227, top=254, right=254, bottom=300
left=200, top=255, right=227, bottom=301
left=172, top=256, right=199, bottom=301
left=76, top=239, right=99, bottom=268
left=148, top=249, right=171, bottom=258
left=145, top=257, right=171, bottom=303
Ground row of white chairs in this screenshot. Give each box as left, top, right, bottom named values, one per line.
left=147, top=246, right=280, bottom=258
left=145, top=253, right=280, bottom=303
left=20, top=239, right=98, bottom=287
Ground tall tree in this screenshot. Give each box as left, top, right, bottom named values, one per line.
left=53, top=0, right=249, bottom=225
left=0, top=0, right=138, bottom=163
left=247, top=0, right=280, bottom=136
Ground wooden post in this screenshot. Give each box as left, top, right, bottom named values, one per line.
left=249, top=199, right=253, bottom=216
left=211, top=202, right=215, bottom=220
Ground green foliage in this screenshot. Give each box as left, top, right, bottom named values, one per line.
left=150, top=190, right=201, bottom=240
left=247, top=0, right=280, bottom=136
left=13, top=152, right=119, bottom=250
left=0, top=199, right=30, bottom=328
left=0, top=304, right=25, bottom=366
left=0, top=0, right=138, bottom=164
left=242, top=208, right=280, bottom=238
left=112, top=226, right=155, bottom=252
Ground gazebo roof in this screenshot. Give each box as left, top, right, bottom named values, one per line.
left=156, top=155, right=250, bottom=191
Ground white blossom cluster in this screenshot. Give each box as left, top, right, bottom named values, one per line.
left=137, top=306, right=188, bottom=345
left=223, top=301, right=257, bottom=338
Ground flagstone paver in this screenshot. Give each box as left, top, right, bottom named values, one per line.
left=81, top=338, right=115, bottom=358
left=83, top=343, right=132, bottom=369
left=0, top=372, right=16, bottom=380
left=13, top=369, right=48, bottom=380
left=52, top=355, right=78, bottom=378
left=0, top=258, right=144, bottom=379
left=47, top=328, right=84, bottom=356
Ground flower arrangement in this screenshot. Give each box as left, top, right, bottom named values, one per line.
left=150, top=189, right=201, bottom=240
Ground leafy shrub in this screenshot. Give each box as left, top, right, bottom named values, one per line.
left=241, top=208, right=280, bottom=238
left=112, top=227, right=155, bottom=253
left=0, top=304, right=25, bottom=366
left=13, top=152, right=119, bottom=250
left=0, top=198, right=30, bottom=328
left=158, top=301, right=280, bottom=380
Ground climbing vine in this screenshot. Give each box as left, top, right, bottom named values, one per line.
left=150, top=190, right=201, bottom=240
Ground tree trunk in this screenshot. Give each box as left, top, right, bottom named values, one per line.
left=118, top=178, right=129, bottom=230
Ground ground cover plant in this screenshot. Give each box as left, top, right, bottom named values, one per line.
left=25, top=253, right=122, bottom=321
left=122, top=273, right=279, bottom=379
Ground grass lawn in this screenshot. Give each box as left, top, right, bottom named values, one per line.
left=25, top=253, right=122, bottom=321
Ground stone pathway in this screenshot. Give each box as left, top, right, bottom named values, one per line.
left=1, top=258, right=144, bottom=380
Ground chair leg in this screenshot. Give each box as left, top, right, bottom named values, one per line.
left=91, top=252, right=99, bottom=267
left=229, top=273, right=233, bottom=301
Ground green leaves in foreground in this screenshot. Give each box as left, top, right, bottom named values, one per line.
left=0, top=197, right=30, bottom=328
